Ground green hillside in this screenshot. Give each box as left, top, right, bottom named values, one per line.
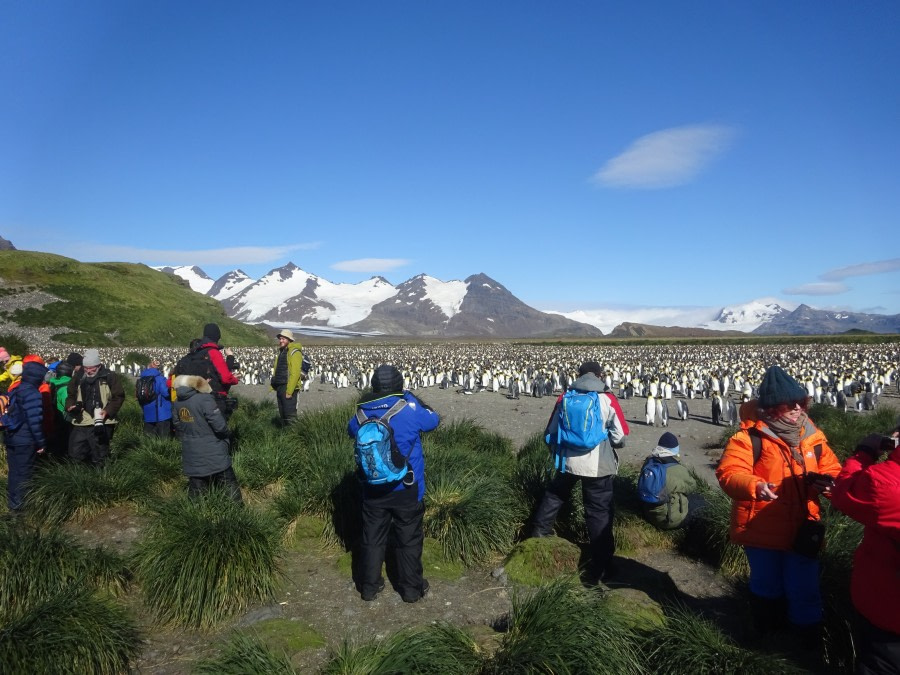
left=0, top=251, right=268, bottom=347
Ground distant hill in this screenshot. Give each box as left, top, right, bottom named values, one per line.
left=0, top=234, right=15, bottom=251
left=609, top=322, right=748, bottom=338
left=0, top=251, right=268, bottom=347
left=752, top=304, right=900, bottom=335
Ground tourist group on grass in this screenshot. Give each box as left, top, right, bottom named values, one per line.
left=2, top=333, right=899, bottom=669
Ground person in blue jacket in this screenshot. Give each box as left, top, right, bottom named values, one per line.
left=347, top=364, right=440, bottom=603
left=138, top=358, right=173, bottom=438
left=4, top=360, right=47, bottom=513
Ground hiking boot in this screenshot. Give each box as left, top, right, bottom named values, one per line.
left=360, top=579, right=385, bottom=602
left=402, top=580, right=429, bottom=604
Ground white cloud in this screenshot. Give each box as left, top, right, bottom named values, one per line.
left=782, top=282, right=848, bottom=296
left=820, top=258, right=900, bottom=281
left=331, top=258, right=411, bottom=273
left=592, top=124, right=736, bottom=189
left=69, top=242, right=320, bottom=266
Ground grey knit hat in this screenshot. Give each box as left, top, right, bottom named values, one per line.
left=82, top=349, right=101, bottom=368
left=371, top=365, right=403, bottom=394
left=758, top=365, right=807, bottom=408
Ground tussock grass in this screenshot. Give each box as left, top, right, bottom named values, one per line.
left=644, top=606, right=802, bottom=674
left=131, top=490, right=283, bottom=629
left=0, top=523, right=130, bottom=614
left=272, top=437, right=359, bottom=546
left=808, top=404, right=897, bottom=460
left=322, top=623, right=483, bottom=675
left=193, top=632, right=296, bottom=675
left=486, top=577, right=643, bottom=675
left=233, top=434, right=303, bottom=492
left=424, top=468, right=524, bottom=564
left=27, top=460, right=152, bottom=525
left=115, top=435, right=183, bottom=492
left=291, top=400, right=358, bottom=449
left=0, top=585, right=142, bottom=675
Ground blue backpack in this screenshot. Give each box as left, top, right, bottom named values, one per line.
left=354, top=400, right=409, bottom=485
left=638, top=456, right=671, bottom=506
left=549, top=390, right=608, bottom=472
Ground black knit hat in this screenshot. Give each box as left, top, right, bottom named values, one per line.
left=372, top=365, right=403, bottom=394
left=578, top=361, right=603, bottom=377
left=758, top=365, right=807, bottom=408
left=66, top=352, right=83, bottom=367
left=658, top=432, right=679, bottom=450
left=203, top=323, right=221, bottom=343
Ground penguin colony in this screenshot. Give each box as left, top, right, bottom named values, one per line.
left=75, top=342, right=897, bottom=425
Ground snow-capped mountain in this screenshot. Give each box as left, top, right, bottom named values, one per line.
left=753, top=304, right=900, bottom=335
left=344, top=273, right=601, bottom=337
left=699, top=298, right=796, bottom=332
left=222, top=263, right=398, bottom=326
left=152, top=264, right=899, bottom=336
left=154, top=265, right=215, bottom=295
left=207, top=269, right=254, bottom=301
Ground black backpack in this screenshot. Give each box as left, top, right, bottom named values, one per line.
left=135, top=375, right=158, bottom=406
left=174, top=340, right=221, bottom=391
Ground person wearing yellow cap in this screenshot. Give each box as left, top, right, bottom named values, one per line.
left=270, top=329, right=303, bottom=426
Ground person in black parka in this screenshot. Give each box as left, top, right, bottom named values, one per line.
left=172, top=374, right=241, bottom=502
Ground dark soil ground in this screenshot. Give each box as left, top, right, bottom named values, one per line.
left=62, top=384, right=900, bottom=673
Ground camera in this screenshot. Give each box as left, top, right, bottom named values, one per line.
left=93, top=407, right=105, bottom=427
left=805, top=471, right=834, bottom=487
left=224, top=397, right=239, bottom=413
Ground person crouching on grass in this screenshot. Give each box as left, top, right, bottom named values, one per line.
left=172, top=374, right=242, bottom=502
left=716, top=365, right=840, bottom=649
left=347, top=364, right=439, bottom=603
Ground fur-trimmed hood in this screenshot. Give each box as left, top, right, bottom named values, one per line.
left=173, top=374, right=212, bottom=400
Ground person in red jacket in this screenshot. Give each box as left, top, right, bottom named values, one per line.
left=717, top=365, right=840, bottom=642
left=831, top=428, right=900, bottom=674
left=197, top=323, right=239, bottom=417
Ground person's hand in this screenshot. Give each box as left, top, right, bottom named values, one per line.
left=755, top=481, right=778, bottom=501
left=224, top=347, right=233, bottom=357
left=809, top=475, right=835, bottom=496
left=36, top=447, right=45, bottom=455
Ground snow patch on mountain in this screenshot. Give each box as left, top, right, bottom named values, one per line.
left=421, top=276, right=468, bottom=318
left=700, top=297, right=798, bottom=332
left=308, top=276, right=398, bottom=325
left=229, top=264, right=315, bottom=321
left=209, top=270, right=254, bottom=301
left=154, top=265, right=215, bottom=294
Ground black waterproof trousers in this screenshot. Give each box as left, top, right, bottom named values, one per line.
left=531, top=472, right=616, bottom=578
left=187, top=467, right=243, bottom=503
left=359, top=487, right=426, bottom=602
left=68, top=424, right=115, bottom=467
left=274, top=385, right=297, bottom=426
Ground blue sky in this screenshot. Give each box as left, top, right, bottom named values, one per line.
left=3, top=1, right=899, bottom=317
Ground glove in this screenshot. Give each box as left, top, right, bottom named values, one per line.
left=855, top=433, right=894, bottom=460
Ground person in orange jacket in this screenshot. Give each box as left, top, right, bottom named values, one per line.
left=716, top=365, right=841, bottom=641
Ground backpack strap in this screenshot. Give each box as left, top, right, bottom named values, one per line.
left=355, top=398, right=407, bottom=425
left=749, top=427, right=763, bottom=465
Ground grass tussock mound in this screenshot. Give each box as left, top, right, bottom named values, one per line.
left=0, top=522, right=140, bottom=674
left=131, top=490, right=283, bottom=629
